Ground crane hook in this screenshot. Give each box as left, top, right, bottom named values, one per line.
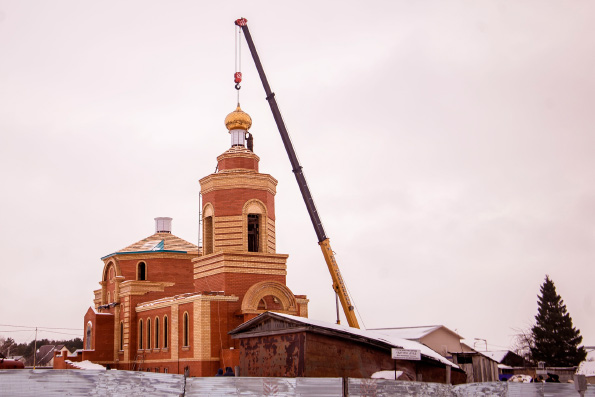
left=234, top=72, right=242, bottom=90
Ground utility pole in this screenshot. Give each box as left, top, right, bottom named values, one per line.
left=33, top=327, right=37, bottom=369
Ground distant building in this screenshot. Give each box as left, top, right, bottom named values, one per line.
left=369, top=325, right=472, bottom=360
left=369, top=325, right=499, bottom=382
left=34, top=345, right=67, bottom=367
left=480, top=349, right=528, bottom=380
left=65, top=106, right=309, bottom=376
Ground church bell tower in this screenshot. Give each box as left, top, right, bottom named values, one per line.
left=193, top=105, right=308, bottom=323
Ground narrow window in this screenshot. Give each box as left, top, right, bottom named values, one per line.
left=164, top=316, right=168, bottom=348
left=120, top=322, right=124, bottom=351
left=107, top=291, right=110, bottom=303
left=139, top=320, right=144, bottom=349
left=155, top=317, right=160, bottom=349
left=247, top=214, right=260, bottom=252
left=183, top=312, right=189, bottom=347
left=85, top=322, right=92, bottom=350
left=138, top=262, right=146, bottom=280
left=147, top=318, right=152, bottom=349
left=204, top=216, right=213, bottom=254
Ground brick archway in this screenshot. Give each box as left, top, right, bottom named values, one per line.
left=241, top=281, right=298, bottom=315
left=102, top=259, right=121, bottom=282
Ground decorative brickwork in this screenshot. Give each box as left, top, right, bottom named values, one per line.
left=240, top=281, right=298, bottom=315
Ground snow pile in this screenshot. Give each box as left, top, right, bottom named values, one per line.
left=371, top=370, right=404, bottom=380
left=65, top=360, right=106, bottom=370
left=577, top=360, right=595, bottom=377
left=508, top=374, right=532, bottom=383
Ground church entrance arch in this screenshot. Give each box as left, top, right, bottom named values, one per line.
left=241, top=281, right=298, bottom=316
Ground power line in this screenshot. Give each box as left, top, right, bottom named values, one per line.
left=0, top=324, right=82, bottom=331
left=36, top=330, right=82, bottom=337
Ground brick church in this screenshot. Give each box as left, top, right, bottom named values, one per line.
left=75, top=106, right=309, bottom=376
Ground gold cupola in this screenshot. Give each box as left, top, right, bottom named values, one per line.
left=225, top=104, right=252, bottom=148
left=225, top=104, right=252, bottom=131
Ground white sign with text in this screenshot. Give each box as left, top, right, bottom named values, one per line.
left=391, top=348, right=421, bottom=360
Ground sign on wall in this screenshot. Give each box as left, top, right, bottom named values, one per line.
left=391, top=348, right=421, bottom=361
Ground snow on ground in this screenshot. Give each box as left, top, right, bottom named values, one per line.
left=65, top=360, right=106, bottom=370
left=577, top=360, right=595, bottom=377
left=371, top=370, right=404, bottom=380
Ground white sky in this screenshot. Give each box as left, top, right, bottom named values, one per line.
left=1, top=1, right=593, bottom=352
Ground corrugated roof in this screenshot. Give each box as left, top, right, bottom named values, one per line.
left=102, top=232, right=198, bottom=259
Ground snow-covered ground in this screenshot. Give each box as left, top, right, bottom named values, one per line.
left=65, top=360, right=106, bottom=370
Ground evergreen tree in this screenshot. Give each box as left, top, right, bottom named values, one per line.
left=530, top=275, right=586, bottom=366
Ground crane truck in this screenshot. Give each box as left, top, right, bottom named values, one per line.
left=234, top=18, right=360, bottom=329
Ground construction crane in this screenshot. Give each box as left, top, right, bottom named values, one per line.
left=234, top=18, right=360, bottom=329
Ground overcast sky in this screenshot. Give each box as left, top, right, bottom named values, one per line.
left=1, top=1, right=593, bottom=352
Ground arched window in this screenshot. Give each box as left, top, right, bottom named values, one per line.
left=147, top=318, right=152, bottom=349
left=155, top=317, right=160, bottom=349
left=203, top=204, right=214, bottom=255
left=243, top=199, right=267, bottom=253
left=120, top=322, right=124, bottom=351
left=164, top=316, right=168, bottom=349
left=139, top=319, right=144, bottom=349
left=85, top=321, right=92, bottom=350
left=183, top=312, right=189, bottom=347
left=138, top=262, right=146, bottom=281
left=247, top=214, right=260, bottom=252
left=204, top=216, right=213, bottom=254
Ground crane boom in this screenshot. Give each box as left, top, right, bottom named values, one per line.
left=235, top=18, right=360, bottom=328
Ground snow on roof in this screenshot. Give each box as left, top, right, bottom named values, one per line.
left=90, top=307, right=113, bottom=316
left=368, top=325, right=447, bottom=340
left=577, top=360, right=595, bottom=377
left=65, top=360, right=106, bottom=370
left=271, top=313, right=458, bottom=369
left=480, top=350, right=509, bottom=363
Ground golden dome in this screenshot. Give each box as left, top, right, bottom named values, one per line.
left=224, top=104, right=252, bottom=131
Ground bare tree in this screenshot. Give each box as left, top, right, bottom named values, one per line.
left=511, top=327, right=534, bottom=365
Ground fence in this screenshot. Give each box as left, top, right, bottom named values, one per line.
left=1, top=369, right=593, bottom=396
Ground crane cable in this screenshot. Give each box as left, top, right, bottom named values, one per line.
left=234, top=24, right=242, bottom=103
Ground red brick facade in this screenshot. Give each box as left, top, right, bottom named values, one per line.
left=67, top=117, right=308, bottom=376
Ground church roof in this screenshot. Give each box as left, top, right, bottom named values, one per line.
left=101, top=232, right=198, bottom=260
